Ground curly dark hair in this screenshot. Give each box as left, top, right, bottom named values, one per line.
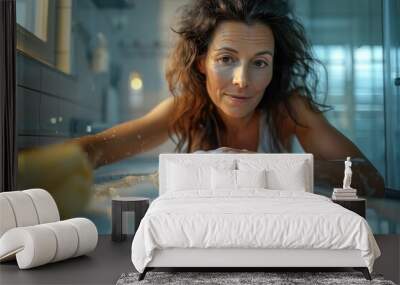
left=166, top=0, right=327, bottom=152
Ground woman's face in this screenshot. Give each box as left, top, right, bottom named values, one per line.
left=199, top=21, right=274, bottom=119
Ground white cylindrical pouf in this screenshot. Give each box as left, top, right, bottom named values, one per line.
left=42, top=221, right=79, bottom=262
left=1, top=192, right=39, bottom=227
left=17, top=226, right=57, bottom=269
left=23, top=189, right=60, bottom=223
left=0, top=195, right=17, bottom=237
left=66, top=218, right=98, bottom=257
left=0, top=226, right=57, bottom=269
left=0, top=188, right=98, bottom=269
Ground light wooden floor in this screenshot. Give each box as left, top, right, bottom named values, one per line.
left=0, top=235, right=398, bottom=285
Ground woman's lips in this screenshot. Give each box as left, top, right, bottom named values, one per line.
left=225, top=93, right=252, bottom=104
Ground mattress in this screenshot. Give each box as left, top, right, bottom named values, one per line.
left=131, top=190, right=380, bottom=273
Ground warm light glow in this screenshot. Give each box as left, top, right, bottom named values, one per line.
left=130, top=73, right=143, bottom=91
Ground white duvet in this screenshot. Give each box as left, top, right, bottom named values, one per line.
left=131, top=190, right=380, bottom=273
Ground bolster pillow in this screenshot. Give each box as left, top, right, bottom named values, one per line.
left=0, top=218, right=98, bottom=269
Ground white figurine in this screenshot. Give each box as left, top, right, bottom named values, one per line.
left=342, top=156, right=353, bottom=189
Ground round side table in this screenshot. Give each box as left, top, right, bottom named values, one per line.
left=112, top=197, right=150, bottom=242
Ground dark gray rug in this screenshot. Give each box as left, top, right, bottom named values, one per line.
left=116, top=271, right=396, bottom=285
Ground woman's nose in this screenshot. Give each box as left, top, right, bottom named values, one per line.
left=232, top=64, right=249, bottom=89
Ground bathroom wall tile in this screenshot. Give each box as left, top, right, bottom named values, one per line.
left=58, top=100, right=81, bottom=136
left=16, top=135, right=40, bottom=151
left=38, top=136, right=66, bottom=146
left=39, top=94, right=60, bottom=135
left=16, top=87, right=40, bottom=134
left=41, top=65, right=78, bottom=100
left=17, top=53, right=41, bottom=90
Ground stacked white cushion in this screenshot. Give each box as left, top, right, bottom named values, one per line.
left=0, top=219, right=97, bottom=269
left=0, top=189, right=60, bottom=237
left=0, top=189, right=98, bottom=269
left=1, top=191, right=40, bottom=227
left=66, top=218, right=98, bottom=257
left=0, top=225, right=57, bottom=267
left=0, top=196, right=17, bottom=237
left=23, top=188, right=60, bottom=223
left=42, top=221, right=79, bottom=262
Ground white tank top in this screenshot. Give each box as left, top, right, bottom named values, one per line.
left=257, top=111, right=285, bottom=153
left=194, top=111, right=286, bottom=154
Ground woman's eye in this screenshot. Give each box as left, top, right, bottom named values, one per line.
left=217, top=56, right=234, bottom=64
left=253, top=60, right=268, bottom=68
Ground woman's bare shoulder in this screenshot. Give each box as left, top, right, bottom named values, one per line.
left=272, top=91, right=324, bottom=145
left=278, top=92, right=321, bottom=127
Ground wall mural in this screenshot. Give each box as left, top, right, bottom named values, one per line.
left=15, top=0, right=399, bottom=235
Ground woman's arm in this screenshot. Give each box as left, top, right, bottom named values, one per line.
left=282, top=94, right=385, bottom=197
left=76, top=96, right=175, bottom=168
left=17, top=97, right=175, bottom=218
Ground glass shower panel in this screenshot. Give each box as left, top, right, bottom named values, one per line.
left=294, top=0, right=386, bottom=177
left=383, top=0, right=400, bottom=190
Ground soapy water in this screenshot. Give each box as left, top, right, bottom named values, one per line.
left=91, top=147, right=250, bottom=202
left=84, top=172, right=158, bottom=233
left=85, top=149, right=244, bottom=233
left=92, top=171, right=158, bottom=200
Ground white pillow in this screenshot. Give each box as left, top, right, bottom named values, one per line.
left=266, top=162, right=307, bottom=191
left=211, top=168, right=236, bottom=190
left=167, top=162, right=209, bottom=191
left=167, top=160, right=235, bottom=192
left=236, top=169, right=267, bottom=188
left=238, top=159, right=308, bottom=191
left=211, top=169, right=267, bottom=190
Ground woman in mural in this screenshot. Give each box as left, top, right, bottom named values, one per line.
left=18, top=0, right=384, bottom=216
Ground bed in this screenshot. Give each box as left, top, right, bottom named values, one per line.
left=131, top=153, right=380, bottom=280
